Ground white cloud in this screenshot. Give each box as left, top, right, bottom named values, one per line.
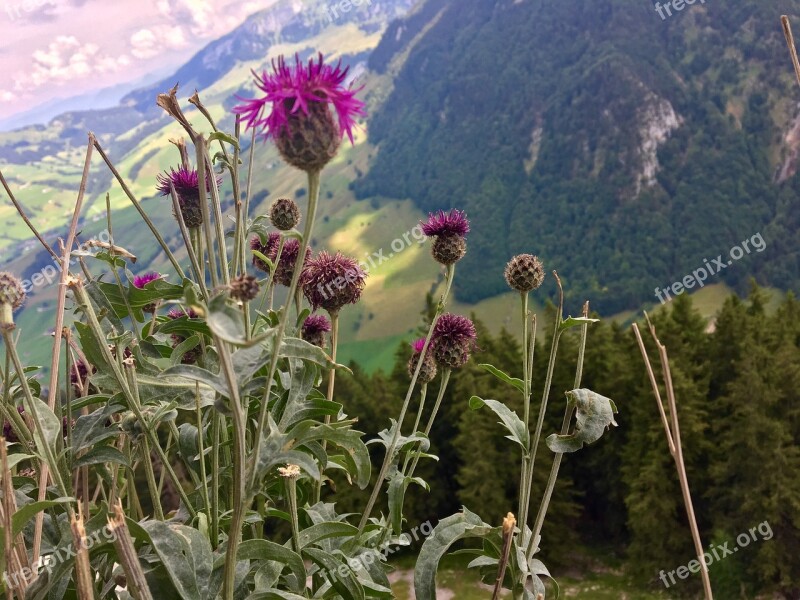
left=130, top=25, right=187, bottom=60
left=11, top=35, right=129, bottom=94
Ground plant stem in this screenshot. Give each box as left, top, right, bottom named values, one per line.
left=71, top=283, right=196, bottom=517
left=210, top=414, right=221, bottom=549
left=520, top=273, right=564, bottom=535
left=93, top=139, right=185, bottom=278
left=250, top=237, right=285, bottom=337
left=405, top=369, right=451, bottom=480
left=358, top=265, right=455, bottom=533
left=314, top=311, right=339, bottom=503
left=195, top=384, right=212, bottom=528
left=286, top=476, right=302, bottom=554
left=215, top=333, right=247, bottom=600
left=401, top=384, right=428, bottom=473
left=196, top=136, right=220, bottom=288
left=526, top=301, right=589, bottom=563
left=516, top=292, right=532, bottom=534
left=250, top=170, right=320, bottom=493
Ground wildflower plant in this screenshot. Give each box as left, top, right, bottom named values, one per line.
left=0, top=51, right=619, bottom=600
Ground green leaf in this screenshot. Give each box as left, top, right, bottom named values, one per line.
left=13, top=497, right=72, bottom=538
left=469, top=396, right=529, bottom=450
left=546, top=389, right=618, bottom=453
left=238, top=539, right=306, bottom=591
left=208, top=130, right=240, bottom=150
left=303, top=547, right=365, bottom=600
left=414, top=508, right=493, bottom=600
left=478, top=364, right=525, bottom=393
left=162, top=364, right=228, bottom=397
left=94, top=372, right=215, bottom=410
left=247, top=591, right=308, bottom=600
left=141, top=521, right=216, bottom=600
left=298, top=522, right=358, bottom=549
left=73, top=446, right=129, bottom=469
left=25, top=396, right=62, bottom=455
left=291, top=423, right=370, bottom=489
left=558, top=316, right=599, bottom=333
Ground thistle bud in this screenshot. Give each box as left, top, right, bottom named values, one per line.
left=504, top=254, right=545, bottom=293
left=229, top=274, right=260, bottom=303
left=407, top=339, right=437, bottom=384
left=0, top=272, right=25, bottom=330
left=269, top=198, right=301, bottom=231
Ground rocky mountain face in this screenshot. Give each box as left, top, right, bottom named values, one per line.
left=357, top=0, right=800, bottom=313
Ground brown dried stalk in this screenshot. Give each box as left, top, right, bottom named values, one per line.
left=491, top=512, right=516, bottom=600
left=632, top=316, right=713, bottom=600
left=70, top=508, right=95, bottom=599
left=0, top=441, right=30, bottom=598
left=782, top=16, right=800, bottom=88
left=108, top=499, right=154, bottom=600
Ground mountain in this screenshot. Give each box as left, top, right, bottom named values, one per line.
left=1, top=0, right=798, bottom=373
left=0, top=68, right=175, bottom=133
left=356, top=0, right=800, bottom=314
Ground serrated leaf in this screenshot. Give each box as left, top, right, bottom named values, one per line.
left=546, top=389, right=618, bottom=453
left=303, top=547, right=364, bottom=600
left=469, top=396, right=529, bottom=450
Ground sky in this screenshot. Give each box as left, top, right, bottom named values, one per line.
left=0, top=0, right=279, bottom=120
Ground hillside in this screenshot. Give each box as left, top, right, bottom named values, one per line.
left=357, top=0, right=800, bottom=314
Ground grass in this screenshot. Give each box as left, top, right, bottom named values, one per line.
left=387, top=554, right=674, bottom=599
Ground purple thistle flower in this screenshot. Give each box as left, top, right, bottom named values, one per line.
left=431, top=313, right=477, bottom=370
left=167, top=307, right=199, bottom=321
left=156, top=166, right=222, bottom=229
left=251, top=233, right=281, bottom=273
left=234, top=53, right=365, bottom=144
left=133, top=272, right=161, bottom=289
left=301, top=314, right=332, bottom=348
left=421, top=209, right=470, bottom=238
left=301, top=251, right=367, bottom=314
left=420, top=210, right=470, bottom=265
left=408, top=338, right=437, bottom=383
left=274, top=238, right=311, bottom=287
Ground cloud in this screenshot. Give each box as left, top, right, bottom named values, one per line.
left=9, top=35, right=129, bottom=94
left=130, top=25, right=187, bottom=59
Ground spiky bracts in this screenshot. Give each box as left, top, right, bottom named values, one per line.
left=270, top=198, right=301, bottom=231
left=421, top=209, right=470, bottom=265
left=230, top=275, right=260, bottom=302
left=300, top=251, right=367, bottom=314
left=234, top=53, right=365, bottom=172
left=156, top=166, right=221, bottom=228
left=505, top=254, right=545, bottom=293
left=274, top=239, right=311, bottom=287
left=431, top=313, right=477, bottom=370
left=407, top=338, right=437, bottom=384
left=301, top=314, right=331, bottom=348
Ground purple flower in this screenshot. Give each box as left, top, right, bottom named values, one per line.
left=301, top=314, right=331, bottom=348
left=411, top=338, right=427, bottom=354
left=301, top=251, right=367, bottom=314
left=421, top=209, right=470, bottom=238
left=274, top=238, right=311, bottom=287
left=431, top=313, right=477, bottom=370
left=251, top=232, right=281, bottom=273
left=408, top=338, right=437, bottom=383
left=133, top=272, right=161, bottom=289
left=156, top=166, right=221, bottom=229
left=420, top=210, right=470, bottom=265
left=234, top=53, right=365, bottom=144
